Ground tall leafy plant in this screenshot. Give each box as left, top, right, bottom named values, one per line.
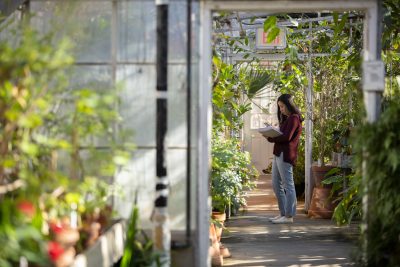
left=211, top=52, right=270, bottom=212
left=0, top=25, right=74, bottom=267
left=318, top=3, right=400, bottom=229
left=0, top=24, right=131, bottom=265
left=312, top=56, right=358, bottom=165
left=312, top=13, right=362, bottom=165
left=212, top=55, right=272, bottom=135
left=321, top=168, right=362, bottom=225
left=352, top=95, right=400, bottom=266
left=211, top=135, right=257, bottom=212
left=276, top=13, right=363, bottom=166
left=121, top=206, right=160, bottom=267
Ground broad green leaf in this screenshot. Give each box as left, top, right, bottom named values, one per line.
left=266, top=27, right=280, bottom=43
left=263, top=16, right=277, bottom=33
left=333, top=13, right=339, bottom=24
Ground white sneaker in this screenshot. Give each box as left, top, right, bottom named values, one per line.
left=272, top=216, right=293, bottom=224
left=268, top=215, right=283, bottom=222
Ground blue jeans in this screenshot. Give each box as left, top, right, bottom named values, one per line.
left=272, top=152, right=297, bottom=217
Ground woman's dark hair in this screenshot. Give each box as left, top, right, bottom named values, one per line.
left=277, top=93, right=303, bottom=124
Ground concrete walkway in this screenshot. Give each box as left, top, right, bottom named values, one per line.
left=221, top=174, right=359, bottom=267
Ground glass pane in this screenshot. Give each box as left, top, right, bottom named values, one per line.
left=169, top=1, right=187, bottom=63
left=114, top=148, right=156, bottom=228
left=117, top=1, right=156, bottom=63
left=30, top=1, right=112, bottom=63
left=114, top=147, right=187, bottom=230
left=167, top=149, right=187, bottom=230
left=168, top=64, right=187, bottom=147
left=69, top=65, right=113, bottom=91
left=0, top=11, right=21, bottom=43
left=30, top=1, right=58, bottom=35
left=118, top=1, right=188, bottom=63
left=117, top=65, right=156, bottom=146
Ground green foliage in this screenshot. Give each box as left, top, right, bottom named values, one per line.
left=0, top=199, right=49, bottom=267
left=383, top=0, right=400, bottom=50
left=0, top=27, right=73, bottom=190
left=321, top=168, right=362, bottom=225
left=0, top=24, right=132, bottom=265
left=246, top=68, right=274, bottom=99
left=211, top=135, right=257, bottom=212
left=0, top=26, right=73, bottom=264
left=212, top=55, right=272, bottom=134
left=352, top=95, right=400, bottom=266
left=263, top=16, right=280, bottom=43
left=212, top=48, right=262, bottom=214
left=43, top=177, right=121, bottom=221
left=120, top=206, right=160, bottom=267
left=312, top=56, right=361, bottom=165
left=274, top=12, right=363, bottom=166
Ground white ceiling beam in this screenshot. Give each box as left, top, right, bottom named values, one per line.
left=204, top=1, right=376, bottom=13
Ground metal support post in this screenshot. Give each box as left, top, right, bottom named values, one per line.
left=154, top=0, right=170, bottom=266
left=304, top=21, right=314, bottom=211
left=361, top=0, right=383, bottom=264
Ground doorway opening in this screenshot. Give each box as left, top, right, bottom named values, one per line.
left=198, top=1, right=382, bottom=266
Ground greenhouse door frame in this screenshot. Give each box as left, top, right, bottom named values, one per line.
left=198, top=1, right=382, bottom=266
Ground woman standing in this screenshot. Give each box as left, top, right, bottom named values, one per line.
left=267, top=94, right=303, bottom=224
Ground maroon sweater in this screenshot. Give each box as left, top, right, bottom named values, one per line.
left=268, top=114, right=302, bottom=166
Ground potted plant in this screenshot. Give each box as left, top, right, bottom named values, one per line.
left=211, top=135, right=257, bottom=214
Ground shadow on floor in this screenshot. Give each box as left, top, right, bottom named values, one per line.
left=221, top=174, right=359, bottom=267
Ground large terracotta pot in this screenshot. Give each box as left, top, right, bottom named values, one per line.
left=209, top=223, right=223, bottom=266
left=308, top=187, right=337, bottom=219
left=311, top=164, right=335, bottom=188
left=212, top=211, right=226, bottom=222
left=211, top=211, right=230, bottom=261
left=212, top=212, right=226, bottom=242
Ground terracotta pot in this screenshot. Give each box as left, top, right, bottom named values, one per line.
left=209, top=223, right=218, bottom=244
left=54, top=228, right=80, bottom=246
left=212, top=211, right=226, bottom=242
left=209, top=223, right=223, bottom=267
left=211, top=211, right=226, bottom=222
left=308, top=187, right=337, bottom=219
left=54, top=246, right=76, bottom=267
left=214, top=224, right=223, bottom=242
left=311, top=165, right=335, bottom=188
left=210, top=242, right=223, bottom=267
left=85, top=222, right=102, bottom=247
left=219, top=243, right=231, bottom=258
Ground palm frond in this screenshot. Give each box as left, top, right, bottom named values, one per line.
left=246, top=69, right=273, bottom=99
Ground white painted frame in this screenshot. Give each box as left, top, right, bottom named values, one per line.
left=198, top=1, right=381, bottom=266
